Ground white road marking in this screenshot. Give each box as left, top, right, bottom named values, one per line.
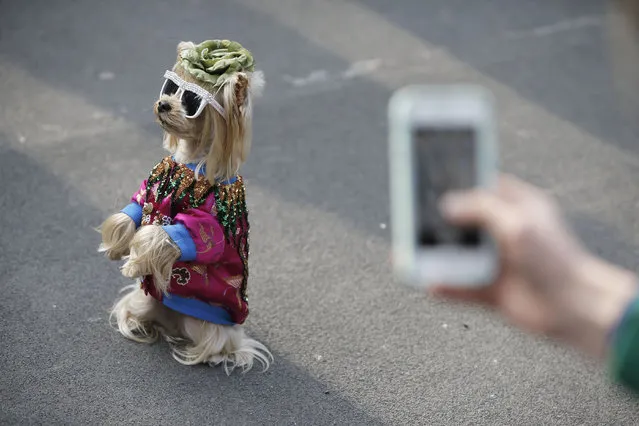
left=98, top=70, right=116, bottom=80
left=342, top=58, right=383, bottom=79
left=0, top=56, right=134, bottom=148
left=283, top=58, right=383, bottom=88
left=505, top=16, right=603, bottom=39
left=283, top=69, right=329, bottom=87
left=236, top=0, right=639, bottom=226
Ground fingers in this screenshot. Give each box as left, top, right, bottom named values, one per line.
left=498, top=174, right=554, bottom=208
left=439, top=172, right=549, bottom=247
left=497, top=174, right=530, bottom=202
left=439, top=189, right=517, bottom=238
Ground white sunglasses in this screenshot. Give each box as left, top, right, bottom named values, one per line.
left=159, top=70, right=226, bottom=119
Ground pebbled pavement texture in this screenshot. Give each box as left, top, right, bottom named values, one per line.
left=2, top=0, right=639, bottom=424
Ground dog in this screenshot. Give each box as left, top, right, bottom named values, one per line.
left=98, top=40, right=272, bottom=374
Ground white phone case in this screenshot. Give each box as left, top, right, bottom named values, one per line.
left=388, top=84, right=499, bottom=288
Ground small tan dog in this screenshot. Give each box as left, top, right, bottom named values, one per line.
left=99, top=40, right=272, bottom=374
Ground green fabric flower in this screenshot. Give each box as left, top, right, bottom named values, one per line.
left=179, top=40, right=255, bottom=88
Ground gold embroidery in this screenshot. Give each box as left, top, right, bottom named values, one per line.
left=196, top=223, right=214, bottom=254
left=236, top=287, right=243, bottom=309
left=191, top=265, right=206, bottom=275
left=191, top=264, right=210, bottom=286
left=135, top=189, right=146, bottom=203
left=225, top=275, right=243, bottom=289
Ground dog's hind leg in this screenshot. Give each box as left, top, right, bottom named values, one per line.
left=109, top=284, right=177, bottom=344
left=169, top=315, right=273, bottom=374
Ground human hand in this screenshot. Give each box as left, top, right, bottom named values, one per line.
left=430, top=174, right=637, bottom=357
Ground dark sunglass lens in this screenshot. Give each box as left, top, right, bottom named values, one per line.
left=162, top=79, right=179, bottom=96
left=182, top=90, right=202, bottom=116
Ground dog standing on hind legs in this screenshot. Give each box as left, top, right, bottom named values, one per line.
left=98, top=39, right=272, bottom=374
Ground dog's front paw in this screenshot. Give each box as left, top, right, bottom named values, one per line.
left=121, top=257, right=147, bottom=279
left=99, top=213, right=136, bottom=260
left=121, top=225, right=180, bottom=293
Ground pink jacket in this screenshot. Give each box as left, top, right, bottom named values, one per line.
left=121, top=156, right=250, bottom=325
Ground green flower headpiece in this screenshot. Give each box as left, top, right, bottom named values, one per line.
left=178, top=39, right=255, bottom=88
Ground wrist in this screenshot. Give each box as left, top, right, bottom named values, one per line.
left=121, top=202, right=143, bottom=228
left=559, top=254, right=638, bottom=358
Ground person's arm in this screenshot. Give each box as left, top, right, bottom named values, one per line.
left=608, top=292, right=639, bottom=393
left=430, top=174, right=639, bottom=394
left=555, top=256, right=639, bottom=360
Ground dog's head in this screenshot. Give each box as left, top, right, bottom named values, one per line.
left=154, top=40, right=264, bottom=182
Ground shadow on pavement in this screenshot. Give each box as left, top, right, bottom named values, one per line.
left=0, top=143, right=380, bottom=425
left=2, top=1, right=639, bottom=422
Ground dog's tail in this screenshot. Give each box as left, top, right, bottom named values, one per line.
left=168, top=315, right=273, bottom=375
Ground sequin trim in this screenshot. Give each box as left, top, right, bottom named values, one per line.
left=146, top=157, right=214, bottom=210
left=213, top=176, right=250, bottom=303
left=143, top=157, right=250, bottom=302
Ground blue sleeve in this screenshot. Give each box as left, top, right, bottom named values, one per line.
left=121, top=202, right=143, bottom=228
left=163, top=223, right=197, bottom=262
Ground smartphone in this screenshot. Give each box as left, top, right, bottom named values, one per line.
left=388, top=84, right=499, bottom=288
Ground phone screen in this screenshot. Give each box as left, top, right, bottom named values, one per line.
left=413, top=127, right=481, bottom=247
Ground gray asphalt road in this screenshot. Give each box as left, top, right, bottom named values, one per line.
left=2, top=0, right=639, bottom=424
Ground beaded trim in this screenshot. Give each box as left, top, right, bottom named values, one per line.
left=146, top=157, right=214, bottom=209
left=163, top=70, right=226, bottom=118
left=144, top=157, right=250, bottom=302
left=212, top=176, right=250, bottom=302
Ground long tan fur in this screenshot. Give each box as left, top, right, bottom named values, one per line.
left=102, top=40, right=271, bottom=373
left=200, top=74, right=252, bottom=182
left=110, top=285, right=272, bottom=373
left=120, top=225, right=180, bottom=294
left=99, top=213, right=136, bottom=260
left=109, top=284, right=170, bottom=343
left=170, top=317, right=273, bottom=374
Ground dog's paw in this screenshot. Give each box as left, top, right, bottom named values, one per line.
left=121, top=256, right=146, bottom=279
left=99, top=213, right=136, bottom=260
left=120, top=225, right=180, bottom=293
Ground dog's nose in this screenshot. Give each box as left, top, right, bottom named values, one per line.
left=157, top=101, right=171, bottom=113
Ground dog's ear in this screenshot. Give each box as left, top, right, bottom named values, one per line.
left=224, top=73, right=252, bottom=174
left=203, top=74, right=253, bottom=183
left=234, top=73, right=251, bottom=115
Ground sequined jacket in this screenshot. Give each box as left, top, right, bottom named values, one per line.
left=120, top=156, right=250, bottom=325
